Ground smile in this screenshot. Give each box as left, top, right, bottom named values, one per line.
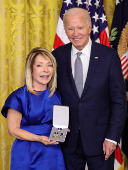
left=40, top=75, right=49, bottom=78
left=73, top=38, right=81, bottom=41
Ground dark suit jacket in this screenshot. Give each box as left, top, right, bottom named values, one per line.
left=52, top=41, right=126, bottom=156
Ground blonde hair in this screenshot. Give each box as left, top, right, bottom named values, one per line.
left=63, top=7, right=91, bottom=27
left=24, top=47, right=57, bottom=97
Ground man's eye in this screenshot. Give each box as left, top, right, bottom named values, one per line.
left=79, top=27, right=83, bottom=29
left=68, top=28, right=73, bottom=31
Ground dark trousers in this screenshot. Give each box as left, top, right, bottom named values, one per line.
left=63, top=131, right=115, bottom=170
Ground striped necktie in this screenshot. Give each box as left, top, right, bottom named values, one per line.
left=74, top=52, right=83, bottom=97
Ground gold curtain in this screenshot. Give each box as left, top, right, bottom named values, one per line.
left=0, top=0, right=62, bottom=169
left=104, top=0, right=116, bottom=34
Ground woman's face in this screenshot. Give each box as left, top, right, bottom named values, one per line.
left=32, top=54, right=54, bottom=91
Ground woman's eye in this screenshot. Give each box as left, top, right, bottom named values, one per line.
left=37, top=64, right=41, bottom=67
left=48, top=64, right=53, bottom=67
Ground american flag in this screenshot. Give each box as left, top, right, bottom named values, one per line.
left=53, top=0, right=124, bottom=170
left=53, top=0, right=110, bottom=50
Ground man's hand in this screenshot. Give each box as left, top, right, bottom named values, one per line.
left=103, top=140, right=116, bottom=160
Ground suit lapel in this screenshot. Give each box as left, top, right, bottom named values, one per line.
left=82, top=41, right=100, bottom=96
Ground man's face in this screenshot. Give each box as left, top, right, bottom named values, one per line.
left=64, top=12, right=92, bottom=51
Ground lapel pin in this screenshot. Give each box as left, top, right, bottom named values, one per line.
left=94, top=57, right=98, bottom=59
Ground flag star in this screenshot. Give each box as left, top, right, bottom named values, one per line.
left=84, top=0, right=92, bottom=6
left=94, top=0, right=100, bottom=9
left=92, top=25, right=99, bottom=34
left=76, top=0, right=83, bottom=6
left=116, top=0, right=120, bottom=5
left=89, top=0, right=92, bottom=6
left=64, top=0, right=72, bottom=6
left=92, top=12, right=99, bottom=22
left=99, top=14, right=107, bottom=23
left=84, top=1, right=88, bottom=5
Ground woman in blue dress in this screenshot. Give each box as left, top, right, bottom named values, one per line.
left=1, top=47, right=66, bottom=170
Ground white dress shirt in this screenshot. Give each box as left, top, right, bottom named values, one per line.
left=71, top=38, right=117, bottom=146
left=71, top=38, right=92, bottom=87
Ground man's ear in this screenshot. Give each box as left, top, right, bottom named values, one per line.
left=89, top=24, right=92, bottom=34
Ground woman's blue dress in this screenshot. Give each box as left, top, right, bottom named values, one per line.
left=1, top=85, right=66, bottom=170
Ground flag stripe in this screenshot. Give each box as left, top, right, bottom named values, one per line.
left=56, top=18, right=70, bottom=44
left=121, top=58, right=128, bottom=70
left=115, top=146, right=123, bottom=165
left=53, top=34, right=65, bottom=50
left=121, top=53, right=128, bottom=78
left=99, top=29, right=110, bottom=46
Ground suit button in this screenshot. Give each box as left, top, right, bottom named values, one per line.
left=76, top=119, right=79, bottom=123
left=79, top=102, right=82, bottom=105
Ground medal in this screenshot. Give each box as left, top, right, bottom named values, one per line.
left=52, top=131, right=59, bottom=138
left=59, top=133, right=63, bottom=139
left=58, top=128, right=62, bottom=132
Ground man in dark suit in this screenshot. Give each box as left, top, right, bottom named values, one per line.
left=52, top=8, right=126, bottom=170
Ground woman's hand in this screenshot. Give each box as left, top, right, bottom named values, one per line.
left=38, top=136, right=59, bottom=145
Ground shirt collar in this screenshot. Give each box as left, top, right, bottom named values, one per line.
left=71, top=38, right=92, bottom=57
